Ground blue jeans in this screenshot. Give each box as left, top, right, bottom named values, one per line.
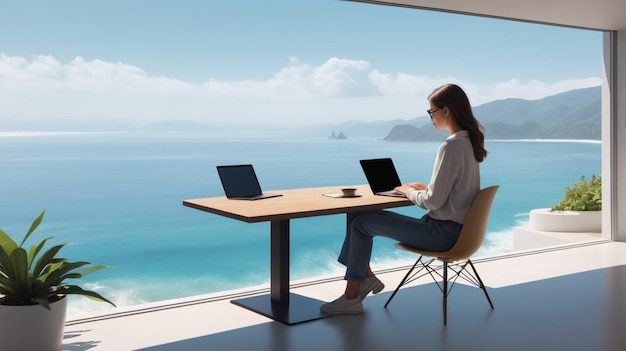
left=338, top=210, right=462, bottom=282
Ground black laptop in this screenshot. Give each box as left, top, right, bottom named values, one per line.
left=359, top=158, right=405, bottom=197
left=216, top=164, right=282, bottom=200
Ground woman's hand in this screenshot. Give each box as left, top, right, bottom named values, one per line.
left=406, top=182, right=427, bottom=190
left=394, top=182, right=427, bottom=196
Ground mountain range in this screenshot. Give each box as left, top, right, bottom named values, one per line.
left=0, top=86, right=601, bottom=140
left=330, top=86, right=601, bottom=141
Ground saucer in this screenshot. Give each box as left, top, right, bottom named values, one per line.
left=322, top=193, right=362, bottom=198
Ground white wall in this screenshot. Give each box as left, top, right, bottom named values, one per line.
left=602, top=30, right=626, bottom=242
left=617, top=30, right=626, bottom=242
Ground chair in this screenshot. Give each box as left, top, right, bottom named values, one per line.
left=384, top=185, right=499, bottom=325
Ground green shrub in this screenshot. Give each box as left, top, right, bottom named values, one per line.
left=551, top=174, right=602, bottom=211
left=0, top=210, right=115, bottom=309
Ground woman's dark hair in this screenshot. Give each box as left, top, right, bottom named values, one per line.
left=428, top=84, right=487, bottom=162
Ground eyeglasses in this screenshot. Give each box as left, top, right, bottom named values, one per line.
left=427, top=107, right=443, bottom=119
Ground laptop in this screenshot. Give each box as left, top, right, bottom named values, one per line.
left=359, top=158, right=405, bottom=197
left=216, top=164, right=282, bottom=200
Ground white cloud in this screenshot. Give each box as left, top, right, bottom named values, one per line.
left=310, top=57, right=375, bottom=96
left=0, top=53, right=602, bottom=128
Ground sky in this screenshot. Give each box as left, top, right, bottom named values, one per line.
left=0, top=0, right=604, bottom=130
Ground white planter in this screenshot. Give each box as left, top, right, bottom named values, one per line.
left=529, top=208, right=601, bottom=233
left=0, top=296, right=67, bottom=351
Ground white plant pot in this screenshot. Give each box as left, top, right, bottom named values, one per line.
left=529, top=208, right=602, bottom=233
left=0, top=296, right=67, bottom=351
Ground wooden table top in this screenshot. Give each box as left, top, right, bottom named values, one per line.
left=183, top=184, right=413, bottom=223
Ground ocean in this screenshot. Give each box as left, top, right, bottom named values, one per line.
left=0, top=132, right=601, bottom=318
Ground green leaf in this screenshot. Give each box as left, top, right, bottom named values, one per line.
left=19, top=210, right=45, bottom=248
left=7, top=248, right=30, bottom=282
left=27, top=236, right=55, bottom=271
left=32, top=296, right=52, bottom=310
left=0, top=274, right=19, bottom=296
left=0, top=229, right=19, bottom=258
left=74, top=264, right=112, bottom=277
left=40, top=261, right=90, bottom=286
left=31, top=243, right=66, bottom=278
left=55, top=285, right=116, bottom=307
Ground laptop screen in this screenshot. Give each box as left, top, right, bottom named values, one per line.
left=360, top=158, right=402, bottom=193
left=217, top=164, right=263, bottom=198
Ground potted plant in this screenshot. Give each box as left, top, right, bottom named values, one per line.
left=0, top=210, right=115, bottom=351
left=529, top=174, right=602, bottom=232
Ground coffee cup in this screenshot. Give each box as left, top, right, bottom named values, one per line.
left=341, top=188, right=357, bottom=197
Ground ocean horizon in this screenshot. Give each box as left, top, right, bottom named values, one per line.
left=0, top=131, right=601, bottom=318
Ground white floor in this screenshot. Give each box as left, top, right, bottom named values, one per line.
left=62, top=240, right=626, bottom=351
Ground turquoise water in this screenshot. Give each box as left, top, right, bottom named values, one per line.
left=0, top=132, right=601, bottom=317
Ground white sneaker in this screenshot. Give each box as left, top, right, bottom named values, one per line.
left=320, top=295, right=364, bottom=315
left=359, top=276, right=385, bottom=300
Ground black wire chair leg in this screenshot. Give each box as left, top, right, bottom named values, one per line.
left=468, top=259, right=494, bottom=309
left=384, top=256, right=422, bottom=308
left=443, top=262, right=448, bottom=325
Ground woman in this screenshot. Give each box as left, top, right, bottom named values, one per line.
left=321, top=83, right=488, bottom=315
